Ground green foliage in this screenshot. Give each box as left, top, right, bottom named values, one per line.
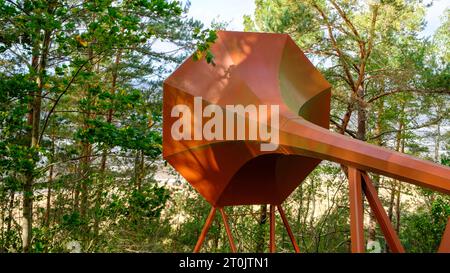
left=128, top=184, right=170, bottom=219
left=0, top=74, right=35, bottom=145
left=192, top=28, right=218, bottom=64
left=75, top=118, right=162, bottom=157
left=0, top=0, right=218, bottom=253
left=401, top=197, right=450, bottom=252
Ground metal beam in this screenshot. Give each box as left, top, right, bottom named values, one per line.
left=361, top=172, right=405, bottom=253
left=219, top=208, right=237, bottom=253
left=194, top=207, right=216, bottom=253
left=269, top=204, right=276, bottom=253
left=348, top=167, right=365, bottom=253
left=277, top=205, right=300, bottom=253
left=438, top=217, right=450, bottom=253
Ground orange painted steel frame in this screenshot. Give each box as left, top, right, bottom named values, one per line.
left=163, top=31, right=450, bottom=253
left=438, top=218, right=450, bottom=253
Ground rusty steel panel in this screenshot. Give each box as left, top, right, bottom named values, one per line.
left=269, top=204, right=276, bottom=253
left=277, top=205, right=300, bottom=253
left=361, top=172, right=405, bottom=253
left=193, top=207, right=216, bottom=253
left=348, top=167, right=365, bottom=253
left=163, top=31, right=450, bottom=207
left=219, top=208, right=237, bottom=253
left=438, top=218, right=450, bottom=253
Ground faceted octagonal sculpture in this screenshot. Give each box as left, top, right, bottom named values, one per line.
left=163, top=31, right=331, bottom=206
left=163, top=31, right=450, bottom=208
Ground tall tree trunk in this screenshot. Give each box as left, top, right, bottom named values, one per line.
left=138, top=150, right=144, bottom=190
left=22, top=51, right=38, bottom=253
left=387, top=179, right=396, bottom=252
left=434, top=104, right=442, bottom=164
left=434, top=121, right=440, bottom=163
left=356, top=86, right=367, bottom=142
left=22, top=175, right=33, bottom=252
left=368, top=100, right=383, bottom=243
left=355, top=86, right=367, bottom=250
left=79, top=34, right=96, bottom=227
left=386, top=118, right=403, bottom=252
left=79, top=140, right=91, bottom=220
left=296, top=186, right=303, bottom=248
left=134, top=150, right=140, bottom=185
left=214, top=220, right=221, bottom=251
left=73, top=168, right=80, bottom=214
left=45, top=130, right=55, bottom=227
left=395, top=183, right=401, bottom=233
left=395, top=139, right=405, bottom=233
left=1, top=193, right=5, bottom=252
left=256, top=205, right=267, bottom=252
left=133, top=150, right=145, bottom=190
left=387, top=181, right=395, bottom=224
left=44, top=160, right=54, bottom=227
left=23, top=26, right=52, bottom=252
left=368, top=175, right=380, bottom=242
left=93, top=50, right=122, bottom=236
left=5, top=190, right=15, bottom=250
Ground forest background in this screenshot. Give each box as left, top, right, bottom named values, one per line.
left=0, top=0, right=449, bottom=253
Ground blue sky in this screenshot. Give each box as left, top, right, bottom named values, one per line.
left=187, top=0, right=449, bottom=36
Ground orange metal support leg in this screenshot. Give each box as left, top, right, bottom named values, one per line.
left=277, top=205, right=300, bottom=253
left=219, top=208, right=237, bottom=253
left=194, top=207, right=216, bottom=253
left=438, top=217, right=450, bottom=253
left=269, top=204, right=276, bottom=253
left=361, top=172, right=405, bottom=253
left=348, top=167, right=365, bottom=253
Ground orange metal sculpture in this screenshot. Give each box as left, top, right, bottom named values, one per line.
left=163, top=31, right=450, bottom=253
